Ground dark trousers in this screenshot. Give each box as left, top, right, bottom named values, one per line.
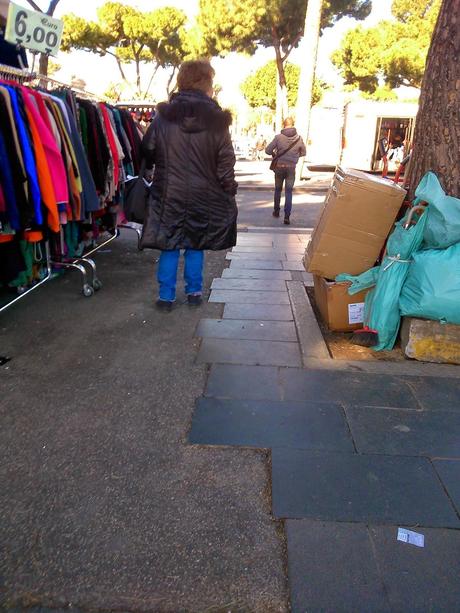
left=274, top=166, right=296, bottom=218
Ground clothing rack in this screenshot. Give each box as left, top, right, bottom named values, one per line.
left=0, top=68, right=142, bottom=312
left=0, top=63, right=35, bottom=82
left=31, top=73, right=109, bottom=102
left=30, top=74, right=123, bottom=294
left=0, top=64, right=56, bottom=313
left=50, top=221, right=120, bottom=297
left=0, top=242, right=52, bottom=314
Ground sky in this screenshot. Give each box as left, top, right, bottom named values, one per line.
left=16, top=0, right=394, bottom=103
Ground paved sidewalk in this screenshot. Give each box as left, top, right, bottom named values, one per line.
left=0, top=233, right=288, bottom=612
left=235, top=160, right=333, bottom=191
left=190, top=230, right=460, bottom=612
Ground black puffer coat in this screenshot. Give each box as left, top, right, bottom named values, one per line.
left=140, top=90, right=238, bottom=251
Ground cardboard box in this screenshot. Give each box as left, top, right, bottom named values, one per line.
left=313, top=275, right=370, bottom=332
left=305, top=167, right=406, bottom=279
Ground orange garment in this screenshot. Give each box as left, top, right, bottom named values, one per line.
left=0, top=234, right=14, bottom=243
left=24, top=230, right=43, bottom=242
left=25, top=106, right=60, bottom=233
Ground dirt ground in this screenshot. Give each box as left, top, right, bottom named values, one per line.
left=306, top=287, right=406, bottom=363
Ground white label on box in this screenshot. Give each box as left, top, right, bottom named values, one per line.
left=348, top=302, right=365, bottom=325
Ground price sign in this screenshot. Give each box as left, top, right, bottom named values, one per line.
left=5, top=2, right=63, bottom=57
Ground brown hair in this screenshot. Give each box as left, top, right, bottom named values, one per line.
left=283, top=117, right=295, bottom=128
left=177, top=60, right=215, bottom=94
left=0, top=0, right=8, bottom=24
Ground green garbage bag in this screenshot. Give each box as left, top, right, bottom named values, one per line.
left=336, top=267, right=380, bottom=295
left=400, top=243, right=460, bottom=324
left=366, top=207, right=428, bottom=351
left=415, top=171, right=460, bottom=249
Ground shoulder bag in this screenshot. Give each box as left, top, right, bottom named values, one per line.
left=123, top=159, right=151, bottom=224
left=269, top=136, right=301, bottom=172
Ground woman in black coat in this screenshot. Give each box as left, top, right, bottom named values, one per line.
left=141, top=60, right=238, bottom=311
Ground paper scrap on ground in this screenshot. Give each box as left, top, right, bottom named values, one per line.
left=397, top=528, right=425, bottom=547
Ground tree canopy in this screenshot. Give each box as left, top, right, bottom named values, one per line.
left=241, top=61, right=325, bottom=110
left=197, top=0, right=371, bottom=119
left=61, top=2, right=189, bottom=95
left=332, top=0, right=441, bottom=93
left=198, top=0, right=372, bottom=57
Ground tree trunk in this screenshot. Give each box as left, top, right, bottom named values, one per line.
left=39, top=53, right=49, bottom=76
left=275, top=79, right=283, bottom=132
left=408, top=0, right=460, bottom=197
left=166, top=66, right=178, bottom=96
left=295, top=0, right=323, bottom=145
left=135, top=58, right=141, bottom=95
left=114, top=55, right=129, bottom=84
left=273, top=39, right=288, bottom=129
left=144, top=63, right=160, bottom=99
left=35, top=0, right=60, bottom=76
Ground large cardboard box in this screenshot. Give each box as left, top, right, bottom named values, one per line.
left=313, top=275, right=370, bottom=332
left=305, top=167, right=406, bottom=279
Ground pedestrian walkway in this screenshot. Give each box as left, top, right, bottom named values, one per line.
left=235, top=160, right=333, bottom=192
left=191, top=229, right=460, bottom=612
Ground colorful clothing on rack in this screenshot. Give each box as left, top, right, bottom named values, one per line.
left=0, top=76, right=142, bottom=291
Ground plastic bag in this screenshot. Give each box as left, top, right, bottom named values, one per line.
left=123, top=160, right=150, bottom=224
left=336, top=267, right=380, bottom=295
left=400, top=242, right=460, bottom=324
left=415, top=171, right=460, bottom=249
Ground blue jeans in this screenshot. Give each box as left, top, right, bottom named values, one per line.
left=157, top=249, right=204, bottom=302
left=274, top=166, right=296, bottom=217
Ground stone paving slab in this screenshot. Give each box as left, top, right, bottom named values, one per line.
left=232, top=246, right=306, bottom=254
left=236, top=239, right=274, bottom=247
left=409, top=376, right=460, bottom=411
left=189, top=398, right=354, bottom=452
left=433, top=460, right=460, bottom=514
left=223, top=304, right=293, bottom=321
left=287, top=520, right=390, bottom=613
left=274, top=241, right=308, bottom=248
left=283, top=261, right=305, bottom=271
left=211, top=278, right=288, bottom=292
left=300, top=271, right=314, bottom=286
left=222, top=268, right=293, bottom=281
left=196, top=318, right=297, bottom=342
left=280, top=368, right=419, bottom=408
left=228, top=260, right=284, bottom=270
left=271, top=449, right=460, bottom=527
left=226, top=252, right=286, bottom=261
left=346, top=406, right=460, bottom=457
left=231, top=246, right=286, bottom=253
left=369, top=524, right=460, bottom=613
left=210, top=289, right=290, bottom=305
left=197, top=338, right=302, bottom=367
left=203, top=365, right=424, bottom=407
left=205, top=365, right=281, bottom=401
left=287, top=520, right=460, bottom=613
